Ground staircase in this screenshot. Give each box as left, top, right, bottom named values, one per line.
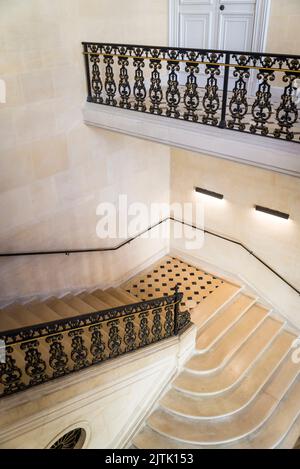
left=1, top=255, right=299, bottom=448
left=129, top=258, right=300, bottom=449
left=0, top=287, right=139, bottom=332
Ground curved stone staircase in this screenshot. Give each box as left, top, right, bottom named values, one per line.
left=1, top=255, right=299, bottom=448
left=130, top=262, right=300, bottom=449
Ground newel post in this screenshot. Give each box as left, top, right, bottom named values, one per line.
left=174, top=284, right=180, bottom=336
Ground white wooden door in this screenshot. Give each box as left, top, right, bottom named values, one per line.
left=173, top=0, right=257, bottom=52
left=217, top=0, right=256, bottom=52
left=177, top=0, right=218, bottom=50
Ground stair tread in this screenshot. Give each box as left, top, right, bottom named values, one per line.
left=133, top=426, right=198, bottom=449
left=148, top=352, right=300, bottom=445
left=136, top=378, right=300, bottom=449
left=44, top=297, right=79, bottom=318
left=0, top=307, right=22, bottom=331
left=163, top=330, right=295, bottom=417
left=186, top=304, right=271, bottom=372
left=0, top=303, right=55, bottom=329
left=276, top=413, right=300, bottom=449
left=196, top=293, right=255, bottom=351
left=92, top=289, right=123, bottom=307
left=183, top=316, right=283, bottom=394
left=190, top=282, right=241, bottom=329
left=61, top=295, right=97, bottom=314
left=77, top=293, right=111, bottom=311
left=106, top=287, right=138, bottom=305
left=25, top=302, right=62, bottom=322
left=230, top=378, right=300, bottom=449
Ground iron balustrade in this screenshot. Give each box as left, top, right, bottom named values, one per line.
left=0, top=286, right=190, bottom=398
left=82, top=42, right=300, bottom=143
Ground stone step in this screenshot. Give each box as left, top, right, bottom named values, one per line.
left=135, top=378, right=300, bottom=449
left=162, top=330, right=295, bottom=418
left=23, top=301, right=62, bottom=323
left=77, top=293, right=111, bottom=311
left=183, top=316, right=283, bottom=395
left=186, top=305, right=271, bottom=373
left=229, top=378, right=300, bottom=449
left=133, top=425, right=198, bottom=450
left=276, top=414, right=300, bottom=449
left=106, top=287, right=139, bottom=305
left=91, top=289, right=123, bottom=308
left=148, top=351, right=300, bottom=445
left=0, top=304, right=25, bottom=331
left=190, top=282, right=241, bottom=330
left=44, top=297, right=79, bottom=319
left=195, top=293, right=256, bottom=352
left=61, top=294, right=97, bottom=314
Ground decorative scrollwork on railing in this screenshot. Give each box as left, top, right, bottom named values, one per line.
left=202, top=65, right=221, bottom=126
left=166, top=61, right=181, bottom=118
left=0, top=289, right=194, bottom=398
left=184, top=62, right=200, bottom=122
left=90, top=52, right=103, bottom=103
left=152, top=308, right=163, bottom=341
left=164, top=305, right=174, bottom=338
left=103, top=54, right=117, bottom=106
left=0, top=346, right=25, bottom=395
left=177, top=311, right=191, bottom=331
left=227, top=67, right=250, bottom=131
left=124, top=315, right=137, bottom=352
left=250, top=70, right=275, bottom=136
left=133, top=58, right=147, bottom=112
left=108, top=319, right=122, bottom=358
left=149, top=59, right=163, bottom=115
left=89, top=324, right=106, bottom=363
left=138, top=312, right=151, bottom=347
left=274, top=73, right=299, bottom=141
left=46, top=334, right=69, bottom=378
left=83, top=42, right=300, bottom=143
left=68, top=330, right=88, bottom=371
left=118, top=57, right=131, bottom=109
left=20, top=340, right=48, bottom=385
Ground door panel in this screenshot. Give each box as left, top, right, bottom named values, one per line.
left=176, top=0, right=256, bottom=51
left=218, top=14, right=254, bottom=51
left=217, top=2, right=256, bottom=51
left=180, top=0, right=214, bottom=5
left=178, top=0, right=218, bottom=49
left=179, top=13, right=213, bottom=49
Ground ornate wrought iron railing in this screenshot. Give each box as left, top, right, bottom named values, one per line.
left=82, top=42, right=300, bottom=143
left=0, top=286, right=190, bottom=398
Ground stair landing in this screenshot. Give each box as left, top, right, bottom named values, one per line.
left=122, top=256, right=228, bottom=310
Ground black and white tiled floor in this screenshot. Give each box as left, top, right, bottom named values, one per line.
left=122, top=256, right=224, bottom=311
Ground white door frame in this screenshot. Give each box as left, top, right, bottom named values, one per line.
left=168, top=0, right=271, bottom=53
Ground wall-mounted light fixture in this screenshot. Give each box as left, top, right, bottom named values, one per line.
left=255, top=205, right=290, bottom=220
left=195, top=187, right=224, bottom=200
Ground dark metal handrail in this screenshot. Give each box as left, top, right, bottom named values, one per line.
left=0, top=217, right=299, bottom=295
left=0, top=218, right=167, bottom=257
left=82, top=41, right=300, bottom=61
left=82, top=42, right=300, bottom=143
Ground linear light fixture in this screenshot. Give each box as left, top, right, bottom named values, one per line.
left=255, top=205, right=290, bottom=220
left=195, top=187, right=224, bottom=200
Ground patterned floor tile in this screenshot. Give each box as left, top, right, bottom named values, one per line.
left=122, top=256, right=224, bottom=311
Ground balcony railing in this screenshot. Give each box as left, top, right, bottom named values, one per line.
left=0, top=286, right=190, bottom=398
left=82, top=42, right=300, bottom=143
